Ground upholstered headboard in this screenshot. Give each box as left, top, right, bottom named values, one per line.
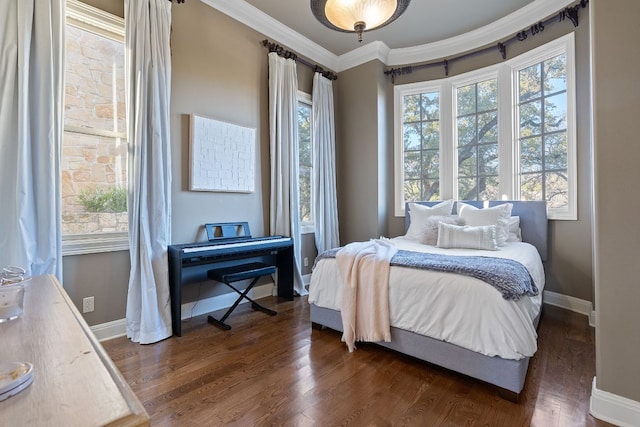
left=404, top=200, right=548, bottom=261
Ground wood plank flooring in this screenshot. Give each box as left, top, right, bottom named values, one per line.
left=103, top=297, right=612, bottom=426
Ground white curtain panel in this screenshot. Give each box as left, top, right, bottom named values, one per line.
left=0, top=0, right=64, bottom=278
left=268, top=52, right=306, bottom=296
left=312, top=73, right=340, bottom=253
left=125, top=0, right=173, bottom=343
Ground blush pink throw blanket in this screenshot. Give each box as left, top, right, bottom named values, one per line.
left=336, top=239, right=398, bottom=352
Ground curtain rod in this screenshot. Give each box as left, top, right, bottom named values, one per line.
left=262, top=40, right=338, bottom=81
left=385, top=0, right=588, bottom=83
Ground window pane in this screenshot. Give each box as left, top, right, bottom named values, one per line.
left=479, top=144, right=498, bottom=175
left=404, top=180, right=422, bottom=202
left=404, top=123, right=421, bottom=150
left=458, top=146, right=477, bottom=177
left=545, top=133, right=567, bottom=170
left=458, top=177, right=477, bottom=200
left=477, top=79, right=498, bottom=111
left=457, top=84, right=475, bottom=116
left=65, top=26, right=125, bottom=133
left=404, top=151, right=421, bottom=180
left=455, top=79, right=498, bottom=201
left=422, top=150, right=440, bottom=179
left=521, top=173, right=543, bottom=200
left=519, top=100, right=542, bottom=137
left=297, top=101, right=313, bottom=224
left=545, top=171, right=568, bottom=209
left=421, top=92, right=439, bottom=121
left=299, top=166, right=312, bottom=223
left=62, top=132, right=128, bottom=234
left=298, top=104, right=312, bottom=166
left=520, top=137, right=542, bottom=173
left=403, top=94, right=421, bottom=122
left=63, top=22, right=127, bottom=237
left=544, top=93, right=567, bottom=133
left=421, top=179, right=439, bottom=201
left=478, top=176, right=499, bottom=200
left=478, top=111, right=498, bottom=143
left=457, top=116, right=475, bottom=146
left=401, top=90, right=440, bottom=205
left=422, top=121, right=440, bottom=150
left=543, top=54, right=567, bottom=95
left=519, top=63, right=541, bottom=102
left=517, top=52, right=569, bottom=209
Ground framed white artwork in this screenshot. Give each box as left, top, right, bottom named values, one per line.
left=189, top=113, right=256, bottom=193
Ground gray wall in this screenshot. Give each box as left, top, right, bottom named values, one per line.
left=591, top=0, right=640, bottom=403
left=336, top=60, right=390, bottom=243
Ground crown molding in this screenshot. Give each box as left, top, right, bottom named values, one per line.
left=336, top=41, right=390, bottom=72
left=201, top=0, right=579, bottom=72
left=200, top=0, right=339, bottom=71
left=386, top=0, right=577, bottom=66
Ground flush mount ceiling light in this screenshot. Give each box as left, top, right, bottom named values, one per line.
left=311, top=0, right=411, bottom=43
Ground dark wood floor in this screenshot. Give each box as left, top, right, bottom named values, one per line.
left=103, top=297, right=612, bottom=426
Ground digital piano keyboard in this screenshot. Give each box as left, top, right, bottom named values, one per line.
left=168, top=235, right=294, bottom=336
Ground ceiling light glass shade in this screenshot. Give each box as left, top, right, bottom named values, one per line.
left=311, top=0, right=410, bottom=42
left=324, top=0, right=397, bottom=31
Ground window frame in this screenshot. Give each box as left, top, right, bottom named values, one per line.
left=62, top=0, right=128, bottom=256
left=509, top=34, right=577, bottom=220
left=394, top=33, right=576, bottom=220
left=297, top=91, right=315, bottom=234
left=450, top=68, right=501, bottom=201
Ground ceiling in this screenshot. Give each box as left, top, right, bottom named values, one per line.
left=244, top=0, right=534, bottom=56
left=201, top=0, right=577, bottom=71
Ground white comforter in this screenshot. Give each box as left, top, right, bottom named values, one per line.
left=308, top=237, right=546, bottom=360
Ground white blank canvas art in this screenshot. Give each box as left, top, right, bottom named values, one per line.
left=189, top=114, right=256, bottom=192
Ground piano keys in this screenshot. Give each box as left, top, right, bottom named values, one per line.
left=168, top=235, right=294, bottom=336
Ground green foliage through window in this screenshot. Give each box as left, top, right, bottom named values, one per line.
left=78, top=186, right=127, bottom=213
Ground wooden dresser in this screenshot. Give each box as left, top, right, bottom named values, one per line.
left=0, top=275, right=149, bottom=426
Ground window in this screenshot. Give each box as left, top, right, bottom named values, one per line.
left=515, top=53, right=572, bottom=213
left=62, top=1, right=128, bottom=254
left=297, top=92, right=314, bottom=233
left=401, top=89, right=441, bottom=201
left=455, top=78, right=499, bottom=200
left=394, top=34, right=576, bottom=220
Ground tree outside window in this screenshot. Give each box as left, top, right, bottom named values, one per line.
left=298, top=97, right=313, bottom=228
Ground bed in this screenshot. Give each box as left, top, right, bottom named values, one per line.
left=308, top=200, right=547, bottom=401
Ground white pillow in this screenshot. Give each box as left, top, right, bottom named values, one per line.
left=457, top=202, right=513, bottom=246
left=507, top=216, right=522, bottom=242
left=405, top=200, right=454, bottom=242
left=436, top=222, right=499, bottom=251
left=415, top=215, right=462, bottom=245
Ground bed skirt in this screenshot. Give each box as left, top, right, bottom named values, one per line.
left=310, top=303, right=541, bottom=398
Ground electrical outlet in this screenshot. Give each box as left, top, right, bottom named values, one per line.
left=83, top=296, right=95, bottom=313
left=303, top=257, right=309, bottom=267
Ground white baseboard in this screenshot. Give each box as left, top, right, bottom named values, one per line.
left=92, top=282, right=274, bottom=342
left=590, top=377, right=640, bottom=427
left=543, top=290, right=595, bottom=327
left=91, top=318, right=127, bottom=342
